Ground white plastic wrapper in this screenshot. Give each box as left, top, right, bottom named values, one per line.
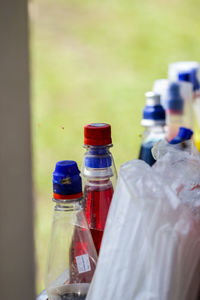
left=86, top=148, right=200, bottom=300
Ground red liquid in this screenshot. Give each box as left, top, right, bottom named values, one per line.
left=84, top=180, right=114, bottom=255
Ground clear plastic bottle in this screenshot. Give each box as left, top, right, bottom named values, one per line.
left=153, top=79, right=193, bottom=131
left=139, top=92, right=166, bottom=166
left=168, top=61, right=200, bottom=150
left=45, top=160, right=97, bottom=300
left=82, top=123, right=117, bottom=255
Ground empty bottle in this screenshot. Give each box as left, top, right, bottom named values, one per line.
left=82, top=123, right=117, bottom=255
left=45, top=160, right=97, bottom=300
left=139, top=92, right=166, bottom=166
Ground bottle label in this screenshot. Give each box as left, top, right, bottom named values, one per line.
left=75, top=254, right=91, bottom=274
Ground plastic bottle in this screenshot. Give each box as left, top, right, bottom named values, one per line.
left=165, top=82, right=184, bottom=141
left=139, top=92, right=166, bottom=166
left=153, top=79, right=193, bottom=130
left=168, top=61, right=200, bottom=150
left=169, top=127, right=193, bottom=150
left=82, top=123, right=117, bottom=255
left=45, top=160, right=97, bottom=300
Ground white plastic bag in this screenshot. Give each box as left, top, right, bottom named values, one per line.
left=86, top=151, right=200, bottom=300
left=152, top=139, right=199, bottom=160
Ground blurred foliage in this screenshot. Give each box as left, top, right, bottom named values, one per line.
left=30, top=0, right=200, bottom=293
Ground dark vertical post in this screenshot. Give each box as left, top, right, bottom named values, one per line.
left=0, top=1, right=35, bottom=299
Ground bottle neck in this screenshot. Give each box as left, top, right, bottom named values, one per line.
left=84, top=144, right=112, bottom=154
left=142, top=125, right=165, bottom=143
left=85, top=177, right=112, bottom=184
left=53, top=197, right=83, bottom=212
left=166, top=112, right=183, bottom=124
left=84, top=178, right=113, bottom=192
left=83, top=144, right=114, bottom=179
left=144, top=124, right=165, bottom=133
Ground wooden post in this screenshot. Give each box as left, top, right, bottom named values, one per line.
left=0, top=0, right=35, bottom=299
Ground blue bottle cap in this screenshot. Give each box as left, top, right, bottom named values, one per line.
left=177, top=127, right=193, bottom=140
left=169, top=127, right=193, bottom=144
left=167, top=83, right=183, bottom=112
left=178, top=72, right=191, bottom=83
left=178, top=68, right=200, bottom=91
left=141, top=92, right=166, bottom=126
left=53, top=160, right=82, bottom=198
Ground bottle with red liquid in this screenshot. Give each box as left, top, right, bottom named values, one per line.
left=45, top=160, right=97, bottom=300
left=82, top=123, right=117, bottom=255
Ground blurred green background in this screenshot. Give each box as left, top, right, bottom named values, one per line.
left=30, top=0, right=200, bottom=293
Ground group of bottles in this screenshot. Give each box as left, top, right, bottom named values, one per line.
left=139, top=61, right=200, bottom=166
left=45, top=123, right=117, bottom=300
left=44, top=61, right=200, bottom=300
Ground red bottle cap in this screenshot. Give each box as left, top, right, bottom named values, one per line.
left=84, top=123, right=112, bottom=146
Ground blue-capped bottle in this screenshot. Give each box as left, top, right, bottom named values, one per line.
left=169, top=127, right=193, bottom=150
left=45, top=160, right=97, bottom=300
left=165, top=82, right=184, bottom=141
left=168, top=62, right=200, bottom=97
left=82, top=123, right=117, bottom=255
left=139, top=91, right=166, bottom=166
left=168, top=61, right=200, bottom=151
left=153, top=79, right=193, bottom=131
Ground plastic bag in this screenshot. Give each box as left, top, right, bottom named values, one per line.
left=86, top=150, right=200, bottom=300
left=152, top=139, right=199, bottom=161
